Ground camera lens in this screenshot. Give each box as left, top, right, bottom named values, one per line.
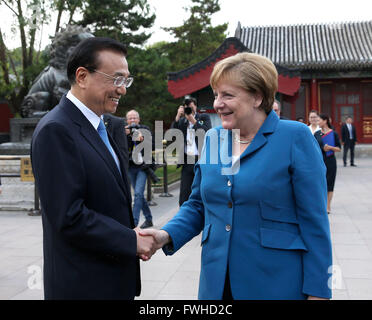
left=184, top=106, right=192, bottom=115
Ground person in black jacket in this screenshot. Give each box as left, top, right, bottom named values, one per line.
left=171, top=97, right=212, bottom=206
left=341, top=116, right=357, bottom=167
left=126, top=109, right=154, bottom=228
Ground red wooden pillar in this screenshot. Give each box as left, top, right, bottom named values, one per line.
left=311, top=79, right=318, bottom=111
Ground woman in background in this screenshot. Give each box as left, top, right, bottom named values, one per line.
left=308, top=110, right=320, bottom=135
left=315, top=114, right=341, bottom=214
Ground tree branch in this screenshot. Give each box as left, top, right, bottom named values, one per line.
left=1, top=0, right=20, bottom=17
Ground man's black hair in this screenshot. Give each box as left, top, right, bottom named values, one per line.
left=67, top=37, right=127, bottom=85
left=184, top=97, right=197, bottom=106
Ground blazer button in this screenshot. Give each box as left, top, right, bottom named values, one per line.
left=225, top=224, right=232, bottom=232
left=228, top=201, right=233, bottom=208
left=227, top=180, right=232, bottom=187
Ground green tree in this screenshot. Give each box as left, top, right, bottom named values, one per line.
left=163, top=0, right=228, bottom=71
left=77, top=0, right=156, bottom=47
left=52, top=0, right=84, bottom=34
left=117, top=44, right=176, bottom=130
left=0, top=0, right=50, bottom=115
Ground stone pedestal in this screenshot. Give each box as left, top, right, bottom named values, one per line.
left=0, top=118, right=41, bottom=155
left=10, top=118, right=40, bottom=143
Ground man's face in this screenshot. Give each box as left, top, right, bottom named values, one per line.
left=346, top=117, right=353, bottom=124
left=126, top=111, right=140, bottom=125
left=83, top=50, right=130, bottom=116
left=272, top=102, right=280, bottom=116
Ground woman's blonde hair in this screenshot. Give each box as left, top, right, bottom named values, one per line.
left=210, top=52, right=278, bottom=113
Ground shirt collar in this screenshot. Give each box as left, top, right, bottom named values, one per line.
left=66, top=90, right=102, bottom=130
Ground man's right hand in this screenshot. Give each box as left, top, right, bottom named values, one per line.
left=138, top=228, right=171, bottom=260
left=175, top=105, right=185, bottom=122
left=134, top=227, right=158, bottom=261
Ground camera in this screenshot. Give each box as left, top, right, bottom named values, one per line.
left=144, top=166, right=160, bottom=184
left=184, top=106, right=192, bottom=115
left=128, top=123, right=140, bottom=135
left=183, top=97, right=196, bottom=115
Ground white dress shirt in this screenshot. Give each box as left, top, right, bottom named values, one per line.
left=66, top=91, right=120, bottom=168
left=185, top=118, right=199, bottom=156
left=308, top=124, right=321, bottom=135
left=347, top=123, right=353, bottom=139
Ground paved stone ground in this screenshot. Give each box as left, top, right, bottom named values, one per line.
left=0, top=157, right=372, bottom=300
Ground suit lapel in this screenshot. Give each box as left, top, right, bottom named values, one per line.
left=107, top=132, right=132, bottom=203
left=61, top=97, right=130, bottom=201
left=219, top=129, right=235, bottom=179
left=240, top=110, right=278, bottom=160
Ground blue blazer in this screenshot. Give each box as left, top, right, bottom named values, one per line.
left=163, top=111, right=332, bottom=300
left=31, top=95, right=140, bottom=299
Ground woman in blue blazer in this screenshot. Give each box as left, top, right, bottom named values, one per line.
left=141, top=52, right=332, bottom=300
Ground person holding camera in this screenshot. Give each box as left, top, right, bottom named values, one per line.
left=126, top=109, right=155, bottom=228
left=171, top=97, right=212, bottom=206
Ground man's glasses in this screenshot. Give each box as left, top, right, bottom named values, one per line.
left=92, top=69, right=134, bottom=88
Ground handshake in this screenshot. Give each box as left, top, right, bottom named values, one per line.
left=134, top=227, right=171, bottom=261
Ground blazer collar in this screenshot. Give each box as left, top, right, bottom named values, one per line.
left=240, top=110, right=278, bottom=159
left=219, top=110, right=279, bottom=177
left=60, top=96, right=131, bottom=201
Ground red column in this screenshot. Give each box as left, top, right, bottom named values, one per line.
left=311, top=79, right=318, bottom=111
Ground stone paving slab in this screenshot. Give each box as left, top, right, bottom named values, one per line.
left=1, top=157, right=372, bottom=300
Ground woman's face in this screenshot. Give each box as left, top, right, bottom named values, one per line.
left=309, top=112, right=319, bottom=125
left=318, top=117, right=327, bottom=128
left=213, top=80, right=262, bottom=131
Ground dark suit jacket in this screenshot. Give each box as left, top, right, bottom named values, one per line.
left=171, top=112, right=212, bottom=165
left=341, top=123, right=357, bottom=143
left=31, top=95, right=140, bottom=300
left=103, top=113, right=129, bottom=173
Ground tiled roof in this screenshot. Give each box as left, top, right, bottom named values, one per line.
left=235, top=21, right=372, bottom=70
left=167, top=37, right=301, bottom=98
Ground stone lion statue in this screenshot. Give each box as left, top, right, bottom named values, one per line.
left=20, top=25, right=94, bottom=118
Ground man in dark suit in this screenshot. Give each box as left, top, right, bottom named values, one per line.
left=104, top=113, right=129, bottom=172
left=171, top=97, right=211, bottom=206
left=341, top=116, right=357, bottom=167
left=31, top=37, right=157, bottom=300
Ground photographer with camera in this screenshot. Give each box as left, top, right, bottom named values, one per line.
left=125, top=109, right=156, bottom=228
left=171, top=97, right=212, bottom=206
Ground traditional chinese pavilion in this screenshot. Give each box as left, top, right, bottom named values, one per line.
left=167, top=21, right=372, bottom=143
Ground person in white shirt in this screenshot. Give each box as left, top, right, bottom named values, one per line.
left=308, top=110, right=321, bottom=135
left=171, top=97, right=212, bottom=206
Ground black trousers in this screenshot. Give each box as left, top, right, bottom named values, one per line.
left=179, top=163, right=195, bottom=206
left=223, top=267, right=233, bottom=300
left=343, top=140, right=355, bottom=165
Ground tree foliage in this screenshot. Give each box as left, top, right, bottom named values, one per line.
left=0, top=0, right=226, bottom=129
left=77, top=0, right=156, bottom=47
left=0, top=0, right=51, bottom=115
left=162, top=0, right=228, bottom=71
left=117, top=44, right=176, bottom=130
